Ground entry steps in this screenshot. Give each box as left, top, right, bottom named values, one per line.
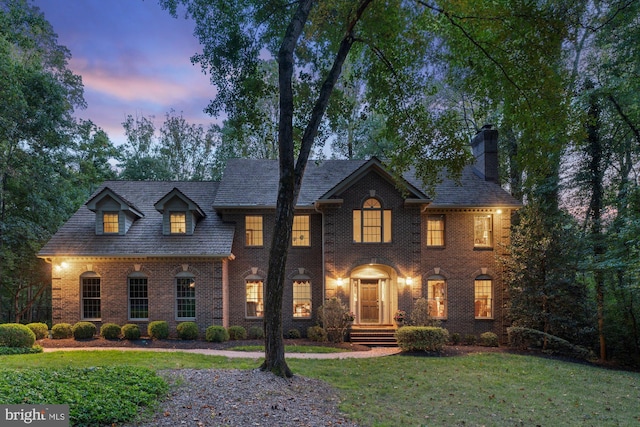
left=349, top=325, right=398, bottom=347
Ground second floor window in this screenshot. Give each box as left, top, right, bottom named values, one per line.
left=474, top=215, right=493, bottom=247
left=292, top=215, right=310, bottom=246
left=170, top=212, right=186, bottom=234
left=103, top=212, right=119, bottom=233
left=353, top=198, right=392, bottom=243
left=426, top=215, right=445, bottom=246
left=245, top=216, right=263, bottom=246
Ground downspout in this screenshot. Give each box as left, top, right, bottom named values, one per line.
left=314, top=202, right=326, bottom=306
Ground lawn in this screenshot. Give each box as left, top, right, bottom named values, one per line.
left=1, top=350, right=638, bottom=426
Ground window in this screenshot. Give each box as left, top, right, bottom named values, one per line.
left=293, top=280, right=312, bottom=318
left=245, top=216, right=263, bottom=246
left=81, top=275, right=101, bottom=320
left=474, top=277, right=493, bottom=318
left=427, top=277, right=447, bottom=318
left=176, top=277, right=196, bottom=319
left=246, top=280, right=264, bottom=317
left=170, top=212, right=186, bottom=234
left=426, top=215, right=445, bottom=246
left=128, top=276, right=148, bottom=320
left=103, top=212, right=119, bottom=233
left=292, top=215, right=310, bottom=246
left=353, top=198, right=392, bottom=243
left=474, top=214, right=493, bottom=247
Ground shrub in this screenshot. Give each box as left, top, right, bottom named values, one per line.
left=72, top=322, right=97, bottom=340
left=205, top=325, right=229, bottom=342
left=228, top=325, right=247, bottom=340
left=100, top=323, right=122, bottom=340
left=148, top=321, right=169, bottom=339
left=507, top=327, right=596, bottom=361
left=247, top=325, right=264, bottom=339
left=287, top=328, right=301, bottom=339
left=177, top=322, right=199, bottom=340
left=0, top=345, right=43, bottom=355
left=318, top=297, right=350, bottom=343
left=307, top=325, right=327, bottom=342
left=450, top=332, right=461, bottom=345
left=396, top=326, right=449, bottom=353
left=0, top=323, right=36, bottom=348
left=122, top=324, right=141, bottom=340
left=26, top=322, right=49, bottom=340
left=479, top=331, right=499, bottom=347
left=410, top=298, right=441, bottom=327
left=51, top=323, right=73, bottom=339
left=463, top=334, right=477, bottom=345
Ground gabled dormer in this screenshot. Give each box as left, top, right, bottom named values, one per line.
left=154, top=188, right=205, bottom=235
left=86, top=187, right=144, bottom=235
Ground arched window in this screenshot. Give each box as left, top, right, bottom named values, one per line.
left=80, top=272, right=101, bottom=320
left=128, top=272, right=148, bottom=320
left=427, top=276, right=447, bottom=318
left=293, top=278, right=312, bottom=318
left=353, top=198, right=392, bottom=243
left=474, top=275, right=493, bottom=319
left=176, top=272, right=196, bottom=320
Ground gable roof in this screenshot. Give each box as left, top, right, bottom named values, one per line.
left=154, top=187, right=206, bottom=218
left=85, top=187, right=144, bottom=218
left=38, top=181, right=234, bottom=258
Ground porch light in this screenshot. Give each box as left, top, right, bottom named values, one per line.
left=337, top=277, right=344, bottom=287
left=496, top=209, right=502, bottom=214
left=54, top=262, right=69, bottom=272
left=406, top=276, right=413, bottom=286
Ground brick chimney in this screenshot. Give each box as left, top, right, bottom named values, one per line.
left=471, top=125, right=498, bottom=183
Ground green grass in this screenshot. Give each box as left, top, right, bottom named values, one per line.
left=2, top=350, right=639, bottom=426
left=230, top=344, right=344, bottom=353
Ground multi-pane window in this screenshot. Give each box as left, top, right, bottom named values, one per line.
left=176, top=277, right=196, bottom=319
left=427, top=278, right=447, bottom=318
left=81, top=276, right=101, bottom=320
left=245, top=216, right=263, bottom=246
left=103, top=212, right=119, bottom=233
left=292, top=215, right=310, bottom=246
left=245, top=280, right=264, bottom=317
left=128, top=276, right=148, bottom=320
left=474, top=214, right=493, bottom=247
left=293, top=280, right=312, bottom=318
left=426, top=215, right=445, bottom=246
left=353, top=198, right=392, bottom=243
left=170, top=212, right=187, bottom=234
left=474, top=277, right=493, bottom=318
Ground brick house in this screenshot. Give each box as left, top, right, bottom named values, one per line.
left=38, top=128, right=520, bottom=341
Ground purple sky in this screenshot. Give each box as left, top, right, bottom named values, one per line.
left=32, top=0, right=218, bottom=146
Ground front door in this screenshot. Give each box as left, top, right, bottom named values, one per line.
left=360, top=279, right=379, bottom=323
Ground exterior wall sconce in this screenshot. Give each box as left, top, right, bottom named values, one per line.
left=337, top=277, right=344, bottom=287
left=406, top=276, right=413, bottom=286
left=496, top=209, right=503, bottom=214
left=54, top=261, right=69, bottom=272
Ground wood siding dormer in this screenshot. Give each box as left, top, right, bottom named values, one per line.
left=85, top=187, right=144, bottom=235
left=154, top=188, right=205, bottom=236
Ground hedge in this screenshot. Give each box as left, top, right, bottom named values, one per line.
left=177, top=322, right=199, bottom=340
left=148, top=321, right=169, bottom=339
left=228, top=325, right=247, bottom=340
left=0, top=323, right=36, bottom=348
left=100, top=323, right=122, bottom=340
left=396, top=326, right=449, bottom=352
left=51, top=323, right=73, bottom=339
left=26, top=322, right=49, bottom=340
left=205, top=325, right=229, bottom=342
left=122, top=324, right=141, bottom=340
left=72, top=322, right=97, bottom=339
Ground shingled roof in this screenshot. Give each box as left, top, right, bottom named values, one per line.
left=38, top=181, right=234, bottom=258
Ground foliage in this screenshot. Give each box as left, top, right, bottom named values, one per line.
left=0, top=345, right=42, bottom=355
left=409, top=298, right=440, bottom=327
left=287, top=328, right=301, bottom=339
left=176, top=321, right=199, bottom=340
left=318, top=297, right=351, bottom=343
left=205, top=325, right=229, bottom=343
left=247, top=325, right=264, bottom=340
left=463, top=334, right=477, bottom=346
left=147, top=321, right=169, bottom=339
left=72, top=322, right=96, bottom=340
left=449, top=332, right=461, bottom=345
left=478, top=332, right=499, bottom=347
left=121, top=324, right=141, bottom=340
left=100, top=323, right=121, bottom=340
left=26, top=322, right=48, bottom=340
left=393, top=310, right=406, bottom=323
left=396, top=326, right=449, bottom=353
left=227, top=325, right=247, bottom=340
left=306, top=326, right=327, bottom=342
left=508, top=327, right=595, bottom=361
left=0, top=366, right=167, bottom=426
left=51, top=323, right=72, bottom=339
left=0, top=323, right=36, bottom=347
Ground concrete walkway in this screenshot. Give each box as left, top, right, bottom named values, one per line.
left=42, top=346, right=402, bottom=359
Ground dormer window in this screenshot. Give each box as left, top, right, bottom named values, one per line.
left=170, top=212, right=187, bottom=234
left=103, top=212, right=119, bottom=233
left=85, top=187, right=144, bottom=236
left=154, top=188, right=205, bottom=236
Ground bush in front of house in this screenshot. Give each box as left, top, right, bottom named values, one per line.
left=409, top=297, right=441, bottom=327
left=205, top=325, right=229, bottom=342
left=148, top=321, right=169, bottom=339
left=449, top=332, right=461, bottom=345
left=317, top=297, right=351, bottom=343
left=396, top=326, right=449, bottom=353
left=122, top=324, right=141, bottom=340
left=0, top=323, right=36, bottom=348
left=479, top=331, right=499, bottom=347
left=177, top=322, right=199, bottom=340
left=287, top=328, right=301, bottom=339
left=247, top=325, right=264, bottom=339
left=0, top=345, right=43, bottom=355
left=26, top=322, right=49, bottom=340
left=100, top=323, right=122, bottom=340
left=507, top=327, right=595, bottom=361
left=72, top=322, right=97, bottom=340
left=307, top=325, right=327, bottom=342
left=51, top=323, right=73, bottom=339
left=227, top=325, right=247, bottom=340
left=463, top=334, right=477, bottom=346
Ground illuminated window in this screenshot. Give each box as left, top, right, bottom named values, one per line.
left=426, top=215, right=445, bottom=246
left=81, top=274, right=101, bottom=320
left=353, top=198, right=392, bottom=243
left=474, top=277, right=493, bottom=318
left=427, top=277, right=447, bottom=318
left=245, top=216, right=263, bottom=246
left=128, top=276, right=148, bottom=320
left=246, top=280, right=264, bottom=317
left=293, top=280, right=312, bottom=318
left=103, top=212, right=119, bottom=233
left=292, top=215, right=310, bottom=246
left=474, top=215, right=493, bottom=247
left=176, top=277, right=196, bottom=319
left=170, top=212, right=186, bottom=234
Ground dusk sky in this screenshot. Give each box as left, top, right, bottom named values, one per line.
left=32, top=0, right=218, bottom=146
